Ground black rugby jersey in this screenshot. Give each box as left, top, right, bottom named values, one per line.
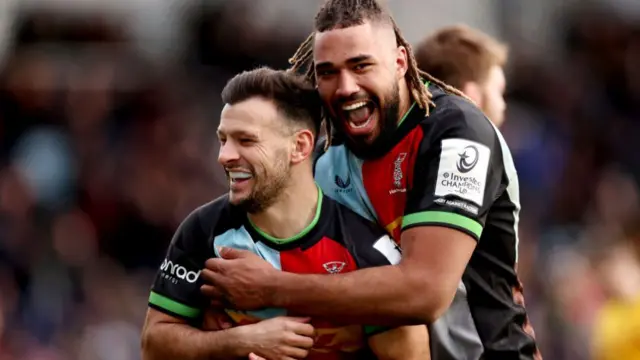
left=314, top=82, right=541, bottom=360
left=148, top=188, right=401, bottom=359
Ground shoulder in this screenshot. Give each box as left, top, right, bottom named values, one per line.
left=419, top=85, right=504, bottom=167
left=313, top=135, right=346, bottom=157
left=322, top=194, right=387, bottom=239
left=178, top=194, right=243, bottom=238
left=313, top=135, right=349, bottom=178
left=419, top=83, right=501, bottom=153
left=323, top=195, right=401, bottom=266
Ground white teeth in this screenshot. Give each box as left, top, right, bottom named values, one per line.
left=229, top=171, right=252, bottom=180
left=349, top=117, right=373, bottom=129
left=342, top=101, right=368, bottom=111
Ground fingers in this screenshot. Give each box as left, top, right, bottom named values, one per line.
left=204, top=258, right=224, bottom=271
left=283, top=345, right=311, bottom=359
left=286, top=334, right=314, bottom=349
left=285, top=317, right=311, bottom=323
left=200, top=267, right=221, bottom=284
left=218, top=246, right=255, bottom=260
left=201, top=309, right=233, bottom=331
left=200, top=283, right=223, bottom=298
left=212, top=311, right=234, bottom=330
left=249, top=352, right=299, bottom=360
left=287, top=321, right=315, bottom=337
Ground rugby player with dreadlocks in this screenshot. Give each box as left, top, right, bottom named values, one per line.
left=201, top=0, right=541, bottom=358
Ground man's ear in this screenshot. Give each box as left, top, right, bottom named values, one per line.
left=291, top=129, right=315, bottom=164
left=396, top=46, right=409, bottom=80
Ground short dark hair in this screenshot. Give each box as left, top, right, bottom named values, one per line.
left=221, top=67, right=323, bottom=135
left=415, top=25, right=509, bottom=89
left=314, top=0, right=391, bottom=32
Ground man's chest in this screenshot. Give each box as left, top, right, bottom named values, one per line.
left=314, top=132, right=423, bottom=240
left=213, top=227, right=370, bottom=355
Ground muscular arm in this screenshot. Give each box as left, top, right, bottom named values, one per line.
left=204, top=99, right=501, bottom=327
left=369, top=325, right=430, bottom=360
left=141, top=308, right=248, bottom=360
left=270, top=226, right=475, bottom=325
left=266, top=99, right=502, bottom=325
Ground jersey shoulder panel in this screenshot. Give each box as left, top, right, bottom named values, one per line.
left=401, top=85, right=507, bottom=240
left=324, top=196, right=401, bottom=267
left=189, top=194, right=245, bottom=238
left=148, top=195, right=237, bottom=322
left=421, top=87, right=499, bottom=150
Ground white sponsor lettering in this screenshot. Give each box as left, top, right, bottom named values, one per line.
left=160, top=258, right=201, bottom=283
left=434, top=197, right=479, bottom=215
left=434, top=139, right=490, bottom=206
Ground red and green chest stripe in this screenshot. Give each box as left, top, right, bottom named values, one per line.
left=315, top=126, right=424, bottom=241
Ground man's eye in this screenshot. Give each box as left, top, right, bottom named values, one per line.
left=317, top=69, right=337, bottom=77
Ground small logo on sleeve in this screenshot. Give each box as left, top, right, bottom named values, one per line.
left=160, top=259, right=201, bottom=284
left=456, top=146, right=479, bottom=173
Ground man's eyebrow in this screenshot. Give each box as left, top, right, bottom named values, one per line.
left=217, top=128, right=259, bottom=139
left=315, top=55, right=373, bottom=70
left=346, top=55, right=373, bottom=64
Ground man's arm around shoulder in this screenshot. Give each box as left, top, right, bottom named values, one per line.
left=270, top=226, right=475, bottom=325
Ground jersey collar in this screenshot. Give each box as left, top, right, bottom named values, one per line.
left=246, top=185, right=326, bottom=250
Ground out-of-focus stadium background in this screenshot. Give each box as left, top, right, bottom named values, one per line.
left=0, top=0, right=639, bottom=359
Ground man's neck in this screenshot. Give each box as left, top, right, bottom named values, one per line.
left=397, top=80, right=412, bottom=126
left=248, top=176, right=320, bottom=240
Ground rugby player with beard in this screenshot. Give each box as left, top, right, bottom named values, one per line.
left=200, top=0, right=541, bottom=359
left=142, top=67, right=428, bottom=360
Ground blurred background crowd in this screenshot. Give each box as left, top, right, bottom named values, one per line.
left=0, top=0, right=639, bottom=359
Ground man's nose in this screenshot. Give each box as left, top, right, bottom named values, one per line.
left=335, top=72, right=360, bottom=99
left=217, top=141, right=240, bottom=166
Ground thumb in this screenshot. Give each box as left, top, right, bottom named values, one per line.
left=248, top=353, right=266, bottom=360
left=218, top=246, right=251, bottom=259
left=286, top=316, right=312, bottom=323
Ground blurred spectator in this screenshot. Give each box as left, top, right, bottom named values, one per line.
left=591, top=224, right=640, bottom=360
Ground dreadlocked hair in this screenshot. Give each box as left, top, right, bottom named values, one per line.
left=288, top=0, right=471, bottom=150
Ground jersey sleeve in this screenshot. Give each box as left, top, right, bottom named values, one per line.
left=403, top=100, right=504, bottom=241
left=148, top=207, right=211, bottom=322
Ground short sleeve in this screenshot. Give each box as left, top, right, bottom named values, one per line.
left=148, top=208, right=211, bottom=321
left=403, top=101, right=505, bottom=241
